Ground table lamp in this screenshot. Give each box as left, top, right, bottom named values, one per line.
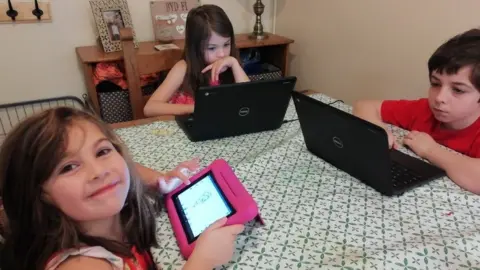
left=249, top=0, right=268, bottom=40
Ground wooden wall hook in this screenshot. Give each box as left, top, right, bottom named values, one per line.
left=0, top=1, right=51, bottom=23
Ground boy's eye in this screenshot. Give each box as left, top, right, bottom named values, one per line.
left=60, top=164, right=78, bottom=174
left=224, top=43, right=231, bottom=47
left=453, top=88, right=465, bottom=94
left=207, top=47, right=216, bottom=51
left=430, top=82, right=441, bottom=87
left=97, top=148, right=112, bottom=157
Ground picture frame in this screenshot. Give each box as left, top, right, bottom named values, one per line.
left=90, top=0, right=138, bottom=53
left=150, top=0, right=199, bottom=42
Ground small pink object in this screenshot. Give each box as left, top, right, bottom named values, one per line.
left=165, top=159, right=263, bottom=259
left=210, top=80, right=220, bottom=86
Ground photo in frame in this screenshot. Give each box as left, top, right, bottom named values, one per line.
left=150, top=0, right=199, bottom=42
left=90, top=0, right=138, bottom=53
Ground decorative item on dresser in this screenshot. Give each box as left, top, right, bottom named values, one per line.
left=76, top=30, right=294, bottom=122
left=250, top=0, right=269, bottom=40
left=150, top=0, right=199, bottom=43
left=89, top=0, right=137, bottom=53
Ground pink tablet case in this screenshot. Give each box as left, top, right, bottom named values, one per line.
left=165, top=159, right=263, bottom=259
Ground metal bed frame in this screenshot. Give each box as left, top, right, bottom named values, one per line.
left=0, top=95, right=87, bottom=146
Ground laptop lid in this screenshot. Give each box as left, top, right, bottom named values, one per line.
left=185, top=76, right=297, bottom=141
left=292, top=91, right=393, bottom=194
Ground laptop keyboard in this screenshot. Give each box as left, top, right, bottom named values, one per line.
left=391, top=162, right=422, bottom=189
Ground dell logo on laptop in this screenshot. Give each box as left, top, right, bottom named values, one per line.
left=238, top=107, right=250, bottom=116
left=332, top=136, right=344, bottom=148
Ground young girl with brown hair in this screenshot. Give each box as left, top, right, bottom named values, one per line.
left=0, top=107, right=243, bottom=270
left=144, top=4, right=250, bottom=117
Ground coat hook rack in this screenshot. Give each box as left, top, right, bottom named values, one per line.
left=0, top=1, right=51, bottom=23
left=32, top=0, right=43, bottom=20
left=6, top=0, right=18, bottom=21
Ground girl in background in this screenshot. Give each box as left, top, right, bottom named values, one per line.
left=144, top=4, right=250, bottom=117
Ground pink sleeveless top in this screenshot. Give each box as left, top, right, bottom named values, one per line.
left=169, top=91, right=194, bottom=105
left=169, top=80, right=220, bottom=105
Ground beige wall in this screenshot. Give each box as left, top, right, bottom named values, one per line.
left=0, top=0, right=273, bottom=104
left=275, top=0, right=480, bottom=104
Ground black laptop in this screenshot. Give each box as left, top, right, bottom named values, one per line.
left=292, top=91, right=445, bottom=196
left=176, top=76, right=297, bottom=142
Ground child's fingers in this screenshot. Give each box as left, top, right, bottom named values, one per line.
left=183, top=160, right=198, bottom=167
left=212, top=65, right=218, bottom=83
left=214, top=65, right=220, bottom=82
left=224, top=224, right=245, bottom=235
left=175, top=174, right=190, bottom=184
left=189, top=157, right=201, bottom=164
left=390, top=134, right=397, bottom=149
left=166, top=170, right=190, bottom=184
left=393, top=140, right=400, bottom=149
left=216, top=64, right=226, bottom=81
left=179, top=158, right=199, bottom=168
left=205, top=217, right=228, bottom=232
left=178, top=174, right=190, bottom=184
left=202, top=65, right=213, bottom=73
left=185, top=161, right=200, bottom=171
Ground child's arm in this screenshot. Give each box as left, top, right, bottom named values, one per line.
left=403, top=131, right=480, bottom=194
left=134, top=158, right=200, bottom=188
left=202, top=56, right=250, bottom=83
left=352, top=100, right=385, bottom=127
left=230, top=57, right=250, bottom=83
left=134, top=163, right=164, bottom=187
left=352, top=100, right=399, bottom=148
left=182, top=257, right=213, bottom=270
left=143, top=60, right=195, bottom=117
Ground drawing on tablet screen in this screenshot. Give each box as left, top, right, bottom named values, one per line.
left=180, top=190, right=211, bottom=218
left=192, top=191, right=212, bottom=208
left=178, top=175, right=232, bottom=237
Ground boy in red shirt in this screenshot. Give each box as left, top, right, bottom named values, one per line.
left=353, top=28, right=480, bottom=194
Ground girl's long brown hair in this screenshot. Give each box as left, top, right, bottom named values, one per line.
left=182, top=4, right=240, bottom=95
left=0, top=107, right=159, bottom=270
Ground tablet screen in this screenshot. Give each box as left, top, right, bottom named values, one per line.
left=174, top=171, right=235, bottom=243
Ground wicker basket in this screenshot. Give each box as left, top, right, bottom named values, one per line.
left=246, top=63, right=283, bottom=81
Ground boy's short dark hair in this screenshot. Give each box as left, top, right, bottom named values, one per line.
left=428, top=28, right=480, bottom=91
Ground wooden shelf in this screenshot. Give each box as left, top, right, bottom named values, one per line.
left=76, top=32, right=293, bottom=63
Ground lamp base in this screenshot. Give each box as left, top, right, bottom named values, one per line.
left=249, top=32, right=269, bottom=40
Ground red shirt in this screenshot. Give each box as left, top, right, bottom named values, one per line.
left=120, top=246, right=154, bottom=270
left=381, top=98, right=480, bottom=158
